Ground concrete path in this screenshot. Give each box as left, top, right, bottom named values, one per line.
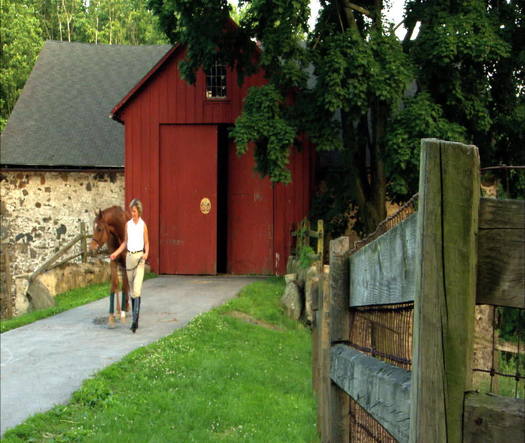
left=0, top=275, right=261, bottom=435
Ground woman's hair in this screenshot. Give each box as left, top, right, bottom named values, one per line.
left=129, top=198, right=143, bottom=215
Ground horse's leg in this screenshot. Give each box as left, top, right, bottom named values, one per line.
left=108, top=261, right=119, bottom=327
left=113, top=263, right=122, bottom=317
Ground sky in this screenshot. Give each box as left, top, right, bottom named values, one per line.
left=308, top=0, right=408, bottom=37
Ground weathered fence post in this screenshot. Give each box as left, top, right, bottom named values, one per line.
left=314, top=265, right=332, bottom=441
left=328, top=236, right=350, bottom=443
left=410, top=139, right=480, bottom=442
left=80, top=221, right=87, bottom=263
left=317, top=220, right=324, bottom=264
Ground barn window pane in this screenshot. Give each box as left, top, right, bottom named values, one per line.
left=205, top=61, right=227, bottom=99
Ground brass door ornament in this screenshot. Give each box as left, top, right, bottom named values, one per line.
left=200, top=197, right=211, bottom=214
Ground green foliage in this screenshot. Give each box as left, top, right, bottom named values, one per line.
left=385, top=93, right=467, bottom=200
left=291, top=219, right=318, bottom=268
left=297, top=244, right=316, bottom=269
left=0, top=0, right=42, bottom=131
left=310, top=165, right=354, bottom=239
left=498, top=307, right=525, bottom=343
left=3, top=278, right=318, bottom=442
left=231, top=84, right=296, bottom=182
left=406, top=0, right=524, bottom=188
left=0, top=0, right=168, bottom=130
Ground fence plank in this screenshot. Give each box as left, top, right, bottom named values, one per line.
left=463, top=392, right=525, bottom=443
left=478, top=198, right=525, bottom=229
left=477, top=199, right=525, bottom=308
left=328, top=237, right=350, bottom=443
left=410, top=139, right=480, bottom=443
left=331, top=344, right=411, bottom=442
left=80, top=222, right=88, bottom=263
left=29, top=233, right=83, bottom=281
left=349, top=214, right=417, bottom=307
left=317, top=269, right=331, bottom=440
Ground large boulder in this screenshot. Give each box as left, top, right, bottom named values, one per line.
left=281, top=273, right=303, bottom=321
left=27, top=278, right=56, bottom=310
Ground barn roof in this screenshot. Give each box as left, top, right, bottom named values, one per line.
left=0, top=41, right=172, bottom=169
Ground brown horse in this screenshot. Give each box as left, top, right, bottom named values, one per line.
left=90, top=206, right=130, bottom=326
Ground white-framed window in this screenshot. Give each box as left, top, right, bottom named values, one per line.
left=205, top=61, right=227, bottom=99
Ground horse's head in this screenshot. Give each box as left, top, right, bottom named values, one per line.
left=90, top=209, right=110, bottom=251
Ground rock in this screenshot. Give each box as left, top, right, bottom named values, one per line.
left=286, top=255, right=299, bottom=274
left=36, top=260, right=111, bottom=297
left=14, top=277, right=30, bottom=315
left=304, top=264, right=320, bottom=325
left=285, top=273, right=297, bottom=284
left=27, top=278, right=55, bottom=310
left=281, top=276, right=303, bottom=321
left=296, top=266, right=307, bottom=290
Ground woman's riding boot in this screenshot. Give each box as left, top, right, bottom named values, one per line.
left=131, top=297, right=141, bottom=333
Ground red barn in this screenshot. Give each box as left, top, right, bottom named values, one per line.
left=111, top=45, right=314, bottom=275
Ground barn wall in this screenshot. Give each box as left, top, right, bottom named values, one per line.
left=120, top=47, right=315, bottom=275
left=0, top=170, right=124, bottom=314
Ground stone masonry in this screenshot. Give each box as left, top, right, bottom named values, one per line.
left=0, top=170, right=124, bottom=316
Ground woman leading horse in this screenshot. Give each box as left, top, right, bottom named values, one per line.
left=90, top=205, right=130, bottom=326
left=110, top=199, right=150, bottom=333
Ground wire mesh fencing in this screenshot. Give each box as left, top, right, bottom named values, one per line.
left=472, top=305, right=524, bottom=398
left=345, top=195, right=418, bottom=441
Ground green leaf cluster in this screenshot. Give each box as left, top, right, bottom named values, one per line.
left=0, top=0, right=42, bottom=131
left=385, top=93, right=467, bottom=200
left=0, top=0, right=169, bottom=131
left=231, top=84, right=296, bottom=182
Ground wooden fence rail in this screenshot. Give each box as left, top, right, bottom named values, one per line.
left=13, top=222, right=92, bottom=282
left=312, top=139, right=525, bottom=442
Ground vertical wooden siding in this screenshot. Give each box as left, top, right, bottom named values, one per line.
left=121, top=47, right=314, bottom=274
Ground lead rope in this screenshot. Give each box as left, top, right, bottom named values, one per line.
left=125, top=257, right=144, bottom=272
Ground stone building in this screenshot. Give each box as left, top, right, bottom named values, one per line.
left=0, top=41, right=171, bottom=316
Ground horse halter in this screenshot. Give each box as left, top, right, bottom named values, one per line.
left=91, top=219, right=108, bottom=250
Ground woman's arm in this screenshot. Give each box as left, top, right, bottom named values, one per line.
left=110, top=226, right=128, bottom=260
left=143, top=223, right=150, bottom=261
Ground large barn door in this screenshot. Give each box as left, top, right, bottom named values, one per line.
left=227, top=140, right=274, bottom=274
left=159, top=125, right=217, bottom=274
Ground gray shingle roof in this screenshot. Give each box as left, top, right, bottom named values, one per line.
left=0, top=41, right=172, bottom=168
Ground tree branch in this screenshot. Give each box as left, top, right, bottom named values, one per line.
left=346, top=2, right=372, bottom=17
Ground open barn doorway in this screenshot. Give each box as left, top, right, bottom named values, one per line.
left=217, top=125, right=230, bottom=274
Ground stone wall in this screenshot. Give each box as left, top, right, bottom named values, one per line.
left=0, top=170, right=124, bottom=316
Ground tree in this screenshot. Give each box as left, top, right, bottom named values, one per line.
left=401, top=0, right=524, bottom=197
left=0, top=0, right=168, bottom=130
left=150, top=0, right=523, bottom=235
left=0, top=0, right=42, bottom=131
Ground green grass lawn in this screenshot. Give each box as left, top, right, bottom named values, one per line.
left=2, top=277, right=319, bottom=442
left=0, top=273, right=157, bottom=334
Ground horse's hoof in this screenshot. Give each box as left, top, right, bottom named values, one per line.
left=120, top=312, right=126, bottom=321
left=108, top=315, right=116, bottom=328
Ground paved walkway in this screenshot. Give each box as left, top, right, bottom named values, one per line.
left=0, top=275, right=261, bottom=435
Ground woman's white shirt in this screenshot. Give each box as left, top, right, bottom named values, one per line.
left=127, top=218, right=145, bottom=252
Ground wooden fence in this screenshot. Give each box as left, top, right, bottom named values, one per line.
left=293, top=218, right=325, bottom=264
left=12, top=222, right=92, bottom=283
left=312, top=139, right=525, bottom=442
